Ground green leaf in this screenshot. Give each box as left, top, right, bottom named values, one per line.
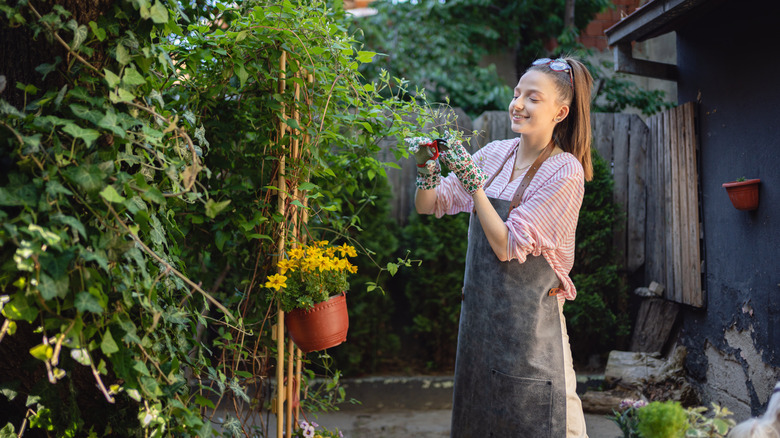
left=64, top=164, right=106, bottom=194
left=72, top=24, right=88, bottom=50
left=235, top=63, right=248, bottom=88
left=35, top=61, right=59, bottom=81
left=140, top=187, right=165, bottom=204
left=2, top=293, right=38, bottom=323
left=205, top=199, right=231, bottom=219
left=99, top=185, right=126, bottom=203
left=100, top=329, right=119, bottom=356
left=62, top=124, right=100, bottom=147
left=357, top=50, right=377, bottom=63
left=97, top=110, right=125, bottom=137
left=116, top=44, right=131, bottom=65
left=1, top=423, right=16, bottom=438
left=133, top=360, right=151, bottom=377
left=89, top=21, right=106, bottom=41
left=29, top=343, right=53, bottom=361
left=298, top=182, right=318, bottom=191
left=0, top=381, right=20, bottom=402
left=38, top=273, right=69, bottom=300
left=386, top=262, right=399, bottom=276
left=70, top=348, right=91, bottom=366
left=109, top=87, right=135, bottom=103
left=149, top=1, right=169, bottom=24
left=51, top=213, right=86, bottom=238
left=104, top=69, right=120, bottom=88
left=193, top=394, right=215, bottom=410
left=122, top=67, right=147, bottom=86
left=75, top=291, right=103, bottom=313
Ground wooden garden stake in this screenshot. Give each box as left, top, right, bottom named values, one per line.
left=275, top=50, right=288, bottom=438
left=295, top=70, right=314, bottom=423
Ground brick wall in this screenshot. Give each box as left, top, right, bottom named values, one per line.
left=579, top=0, right=645, bottom=50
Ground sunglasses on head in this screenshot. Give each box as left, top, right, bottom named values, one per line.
left=532, top=58, right=573, bottom=87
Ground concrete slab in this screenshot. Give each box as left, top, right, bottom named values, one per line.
left=266, top=375, right=623, bottom=437
left=284, top=409, right=623, bottom=438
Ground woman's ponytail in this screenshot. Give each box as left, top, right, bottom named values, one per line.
left=530, top=56, right=594, bottom=181
left=556, top=57, right=593, bottom=181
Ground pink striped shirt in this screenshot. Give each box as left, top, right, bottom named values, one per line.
left=432, top=138, right=585, bottom=302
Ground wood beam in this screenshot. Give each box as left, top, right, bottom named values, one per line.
left=614, top=43, right=678, bottom=81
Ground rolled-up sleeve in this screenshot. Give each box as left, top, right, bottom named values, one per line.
left=505, top=160, right=584, bottom=298
left=431, top=139, right=513, bottom=217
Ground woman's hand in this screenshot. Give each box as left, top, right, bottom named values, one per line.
left=405, top=136, right=442, bottom=190
left=438, top=134, right=487, bottom=195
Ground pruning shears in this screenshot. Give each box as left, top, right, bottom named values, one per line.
left=416, top=138, right=448, bottom=168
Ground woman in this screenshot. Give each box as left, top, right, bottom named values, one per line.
left=408, top=56, right=594, bottom=437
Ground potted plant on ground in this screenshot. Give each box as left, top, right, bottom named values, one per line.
left=722, top=177, right=761, bottom=211
left=265, top=240, right=358, bottom=352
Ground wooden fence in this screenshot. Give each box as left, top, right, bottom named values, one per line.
left=382, top=103, right=703, bottom=307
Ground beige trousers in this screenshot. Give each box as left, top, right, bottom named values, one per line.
left=559, top=301, right=589, bottom=438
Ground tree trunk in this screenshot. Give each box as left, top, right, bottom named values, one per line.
left=564, top=0, right=576, bottom=30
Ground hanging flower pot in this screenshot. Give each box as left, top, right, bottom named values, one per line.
left=285, top=292, right=349, bottom=353
left=722, top=178, right=761, bottom=211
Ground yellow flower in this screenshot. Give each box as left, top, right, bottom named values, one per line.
left=337, top=243, right=357, bottom=258
left=288, top=248, right=305, bottom=260
left=346, top=262, right=357, bottom=274
left=335, top=258, right=349, bottom=271
left=313, top=240, right=329, bottom=247
left=320, top=257, right=336, bottom=271
left=264, top=274, right=287, bottom=291
left=277, top=259, right=295, bottom=274
left=325, top=247, right=337, bottom=258
left=310, top=255, right=327, bottom=272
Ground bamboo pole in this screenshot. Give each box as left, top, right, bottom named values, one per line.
left=275, top=50, right=288, bottom=438
left=284, top=65, right=303, bottom=437
left=295, top=70, right=314, bottom=423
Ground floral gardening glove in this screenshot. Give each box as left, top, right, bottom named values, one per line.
left=438, top=131, right=487, bottom=195
left=405, top=135, right=443, bottom=190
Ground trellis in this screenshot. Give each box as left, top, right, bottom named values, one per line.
left=271, top=51, right=311, bottom=438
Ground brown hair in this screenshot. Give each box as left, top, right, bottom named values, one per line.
left=527, top=56, right=594, bottom=181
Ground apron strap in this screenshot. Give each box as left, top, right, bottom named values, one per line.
left=509, top=140, right=556, bottom=209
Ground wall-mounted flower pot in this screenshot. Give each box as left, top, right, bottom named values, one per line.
left=285, top=293, right=349, bottom=352
left=722, top=179, right=760, bottom=211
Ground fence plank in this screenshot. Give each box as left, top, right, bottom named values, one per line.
left=627, top=115, right=648, bottom=272
left=682, top=103, right=703, bottom=307
left=675, top=106, right=692, bottom=304
left=613, top=115, right=630, bottom=265
left=646, top=114, right=663, bottom=286
left=591, top=113, right=614, bottom=165
left=473, top=111, right=518, bottom=149
left=663, top=110, right=676, bottom=301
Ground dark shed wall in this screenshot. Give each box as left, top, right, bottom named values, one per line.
left=675, top=0, right=780, bottom=417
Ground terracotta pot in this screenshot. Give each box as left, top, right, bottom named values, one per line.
left=722, top=179, right=761, bottom=211
left=285, top=293, right=349, bottom=352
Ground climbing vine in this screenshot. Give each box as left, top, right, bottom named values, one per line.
left=0, top=0, right=432, bottom=435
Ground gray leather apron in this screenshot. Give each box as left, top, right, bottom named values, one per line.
left=450, top=142, right=567, bottom=437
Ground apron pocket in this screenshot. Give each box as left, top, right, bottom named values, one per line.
left=489, top=368, right=553, bottom=438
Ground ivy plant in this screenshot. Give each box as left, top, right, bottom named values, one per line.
left=0, top=0, right=433, bottom=435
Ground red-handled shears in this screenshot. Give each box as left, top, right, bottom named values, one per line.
left=416, top=138, right=447, bottom=168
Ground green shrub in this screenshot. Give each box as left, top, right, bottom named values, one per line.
left=399, top=212, right=469, bottom=371
left=636, top=401, right=689, bottom=438
left=564, top=149, right=631, bottom=363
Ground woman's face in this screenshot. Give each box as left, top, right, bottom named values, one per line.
left=508, top=70, right=568, bottom=135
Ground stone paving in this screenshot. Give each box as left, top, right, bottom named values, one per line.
left=269, top=375, right=622, bottom=437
